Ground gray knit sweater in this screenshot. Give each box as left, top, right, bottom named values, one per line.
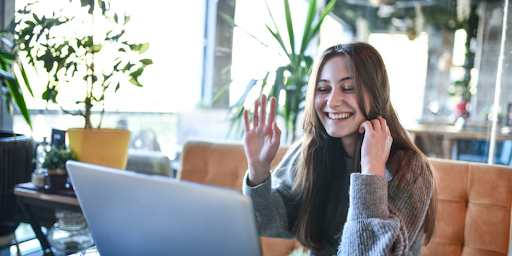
left=243, top=144, right=433, bottom=256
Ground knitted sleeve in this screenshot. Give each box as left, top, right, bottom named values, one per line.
left=338, top=152, right=434, bottom=256
left=242, top=145, right=302, bottom=239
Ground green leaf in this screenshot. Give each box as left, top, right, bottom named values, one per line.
left=114, top=13, right=119, bottom=24
left=230, top=79, right=258, bottom=111
left=39, top=49, right=54, bottom=73
left=272, top=67, right=288, bottom=108
left=309, top=0, right=337, bottom=44
left=129, top=68, right=143, bottom=78
left=88, top=44, right=103, bottom=53
left=124, top=15, right=131, bottom=25
left=118, top=47, right=126, bottom=52
left=98, top=0, right=108, bottom=15
left=265, top=25, right=291, bottom=61
left=3, top=76, right=32, bottom=129
left=264, top=0, right=293, bottom=60
left=24, top=20, right=36, bottom=27
left=129, top=77, right=142, bottom=87
left=42, top=86, right=58, bottom=103
left=259, top=72, right=270, bottom=97
left=212, top=80, right=232, bottom=104
left=283, top=0, right=295, bottom=55
left=32, top=13, right=41, bottom=24
left=122, top=62, right=134, bottom=72
left=0, top=51, right=14, bottom=62
left=84, top=36, right=93, bottom=47
left=300, top=0, right=317, bottom=54
left=81, top=0, right=95, bottom=14
left=138, top=42, right=149, bottom=54
left=18, top=61, right=34, bottom=98
left=140, top=59, right=153, bottom=65
left=219, top=12, right=268, bottom=47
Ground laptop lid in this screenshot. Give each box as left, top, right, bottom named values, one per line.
left=66, top=160, right=261, bottom=256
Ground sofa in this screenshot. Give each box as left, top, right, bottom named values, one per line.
left=179, top=139, right=512, bottom=256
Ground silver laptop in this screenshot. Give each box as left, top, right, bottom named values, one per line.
left=66, top=160, right=261, bottom=256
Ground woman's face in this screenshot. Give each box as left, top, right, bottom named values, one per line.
left=314, top=56, right=368, bottom=139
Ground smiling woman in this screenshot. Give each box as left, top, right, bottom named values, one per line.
left=242, top=42, right=437, bottom=256
left=314, top=56, right=367, bottom=144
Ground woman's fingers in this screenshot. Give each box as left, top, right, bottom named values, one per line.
left=253, top=99, right=259, bottom=128
left=370, top=118, right=381, bottom=132
left=268, top=97, right=276, bottom=125
left=359, top=120, right=368, bottom=133
left=272, top=121, right=281, bottom=144
left=244, top=110, right=250, bottom=132
left=378, top=116, right=388, bottom=133
left=360, top=117, right=389, bottom=134
left=246, top=95, right=278, bottom=131
left=260, top=94, right=267, bottom=126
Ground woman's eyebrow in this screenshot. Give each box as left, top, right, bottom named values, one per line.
left=316, top=76, right=352, bottom=84
left=339, top=76, right=352, bottom=82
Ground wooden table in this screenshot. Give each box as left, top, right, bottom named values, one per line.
left=14, top=183, right=81, bottom=256
left=405, top=124, right=512, bottom=160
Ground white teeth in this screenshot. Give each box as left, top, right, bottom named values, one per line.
left=328, top=113, right=352, bottom=120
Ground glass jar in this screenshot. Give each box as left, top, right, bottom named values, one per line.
left=47, top=209, right=94, bottom=254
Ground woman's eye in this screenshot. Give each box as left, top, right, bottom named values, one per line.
left=316, top=87, right=330, bottom=93
left=342, top=87, right=355, bottom=93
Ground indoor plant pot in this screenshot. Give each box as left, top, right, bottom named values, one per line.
left=47, top=168, right=68, bottom=189
left=15, top=0, right=151, bottom=170
left=0, top=131, right=34, bottom=237
left=67, top=128, right=131, bottom=169
left=42, top=146, right=75, bottom=188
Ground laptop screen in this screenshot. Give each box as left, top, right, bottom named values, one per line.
left=67, top=160, right=261, bottom=256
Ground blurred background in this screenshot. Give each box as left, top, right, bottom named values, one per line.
left=2, top=0, right=512, bottom=168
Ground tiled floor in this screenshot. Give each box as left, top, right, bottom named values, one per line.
left=0, top=223, right=45, bottom=256
left=1, top=223, right=91, bottom=256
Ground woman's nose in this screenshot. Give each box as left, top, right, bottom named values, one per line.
left=327, top=89, right=343, bottom=109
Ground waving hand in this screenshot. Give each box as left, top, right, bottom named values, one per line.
left=244, top=95, right=281, bottom=186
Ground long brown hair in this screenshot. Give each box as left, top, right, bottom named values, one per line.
left=292, top=42, right=437, bottom=252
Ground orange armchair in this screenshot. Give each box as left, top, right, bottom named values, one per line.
left=179, top=139, right=512, bottom=256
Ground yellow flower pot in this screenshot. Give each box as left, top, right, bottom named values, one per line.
left=68, top=128, right=131, bottom=169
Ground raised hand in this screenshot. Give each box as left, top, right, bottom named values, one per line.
left=244, top=95, right=281, bottom=186
left=358, top=116, right=393, bottom=177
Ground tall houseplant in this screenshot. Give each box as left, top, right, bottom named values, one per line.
left=16, top=0, right=152, bottom=129
left=0, top=29, right=35, bottom=241
left=0, top=27, right=33, bottom=130
left=223, top=0, right=336, bottom=143
left=15, top=0, right=152, bottom=169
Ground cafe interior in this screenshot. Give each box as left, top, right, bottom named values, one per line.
left=1, top=0, right=512, bottom=255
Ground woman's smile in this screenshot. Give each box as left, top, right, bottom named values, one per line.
left=315, top=56, right=367, bottom=140
left=326, top=112, right=354, bottom=120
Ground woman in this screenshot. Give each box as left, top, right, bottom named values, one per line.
left=242, top=42, right=437, bottom=255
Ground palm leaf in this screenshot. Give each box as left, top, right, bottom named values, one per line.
left=265, top=1, right=292, bottom=61
left=265, top=25, right=291, bottom=62
left=283, top=0, right=295, bottom=55
left=212, top=79, right=233, bottom=104
left=299, top=0, right=317, bottom=54
left=17, top=60, right=34, bottom=98
left=308, top=0, right=337, bottom=44
left=230, top=79, right=258, bottom=111
left=1, top=70, right=32, bottom=129
left=219, top=12, right=269, bottom=47
left=271, top=66, right=289, bottom=108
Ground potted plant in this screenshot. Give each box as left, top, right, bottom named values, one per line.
left=15, top=0, right=152, bottom=169
left=42, top=147, right=75, bottom=188
left=221, top=0, right=336, bottom=143
left=0, top=26, right=33, bottom=130
left=0, top=25, right=35, bottom=239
